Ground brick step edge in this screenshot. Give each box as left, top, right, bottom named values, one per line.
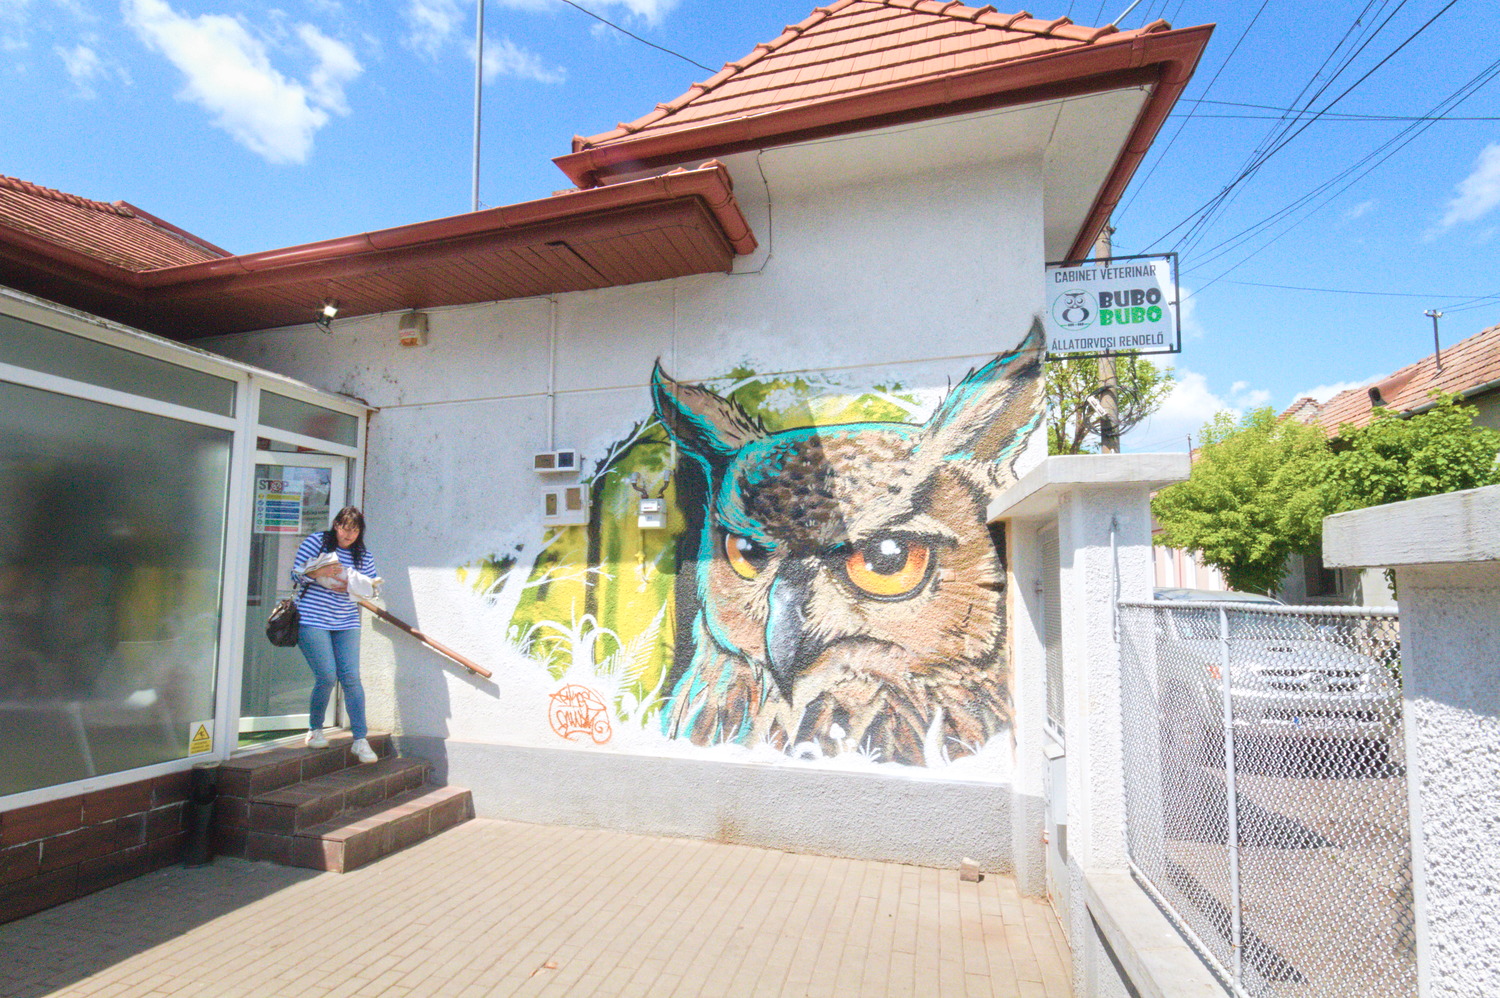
left=247, top=757, right=431, bottom=835
left=217, top=733, right=397, bottom=799
left=246, top=785, right=473, bottom=873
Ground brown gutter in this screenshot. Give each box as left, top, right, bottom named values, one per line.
left=1065, top=24, right=1211, bottom=262
left=553, top=24, right=1213, bottom=257
left=135, top=162, right=754, bottom=291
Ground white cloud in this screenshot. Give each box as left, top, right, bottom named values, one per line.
left=1290, top=378, right=1376, bottom=404
left=1123, top=369, right=1270, bottom=453
left=1178, top=289, right=1205, bottom=340
left=55, top=41, right=129, bottom=97
left=123, top=0, right=362, bottom=165
left=1431, top=142, right=1500, bottom=235
left=403, top=0, right=465, bottom=58
left=483, top=35, right=564, bottom=84
left=402, top=1, right=562, bottom=83
left=1341, top=200, right=1374, bottom=223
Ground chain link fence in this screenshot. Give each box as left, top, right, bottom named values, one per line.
left=1118, top=601, right=1414, bottom=998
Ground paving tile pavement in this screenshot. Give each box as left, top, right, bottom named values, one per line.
left=0, top=818, right=1072, bottom=998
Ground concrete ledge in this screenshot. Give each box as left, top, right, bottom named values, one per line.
left=1324, top=484, right=1500, bottom=568
left=1083, top=867, right=1225, bottom=998
left=400, top=737, right=1018, bottom=871
left=988, top=453, right=1189, bottom=520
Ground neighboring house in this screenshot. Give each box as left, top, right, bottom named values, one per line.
left=0, top=0, right=1212, bottom=937
left=1150, top=323, right=1499, bottom=605
left=1280, top=322, right=1500, bottom=606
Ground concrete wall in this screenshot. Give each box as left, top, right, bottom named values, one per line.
left=202, top=134, right=1052, bottom=866
left=1325, top=485, right=1500, bottom=998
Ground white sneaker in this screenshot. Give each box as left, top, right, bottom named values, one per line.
left=351, top=738, right=378, bottom=764
left=305, top=729, right=329, bottom=749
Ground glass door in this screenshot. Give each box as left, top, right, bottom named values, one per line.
left=240, top=454, right=346, bottom=738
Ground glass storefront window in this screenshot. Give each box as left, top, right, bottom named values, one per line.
left=0, top=312, right=236, bottom=417
left=0, top=382, right=231, bottom=795
left=259, top=392, right=358, bottom=448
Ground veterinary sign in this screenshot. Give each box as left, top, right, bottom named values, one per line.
left=1044, top=253, right=1180, bottom=358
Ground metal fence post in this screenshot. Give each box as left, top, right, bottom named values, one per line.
left=1220, top=605, right=1243, bottom=984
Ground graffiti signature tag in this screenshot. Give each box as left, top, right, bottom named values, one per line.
left=547, top=684, right=612, bottom=744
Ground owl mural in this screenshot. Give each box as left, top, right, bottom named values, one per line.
left=651, top=321, right=1044, bottom=766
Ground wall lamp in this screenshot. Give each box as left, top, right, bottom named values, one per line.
left=316, top=299, right=339, bottom=332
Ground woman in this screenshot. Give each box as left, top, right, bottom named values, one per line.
left=291, top=506, right=380, bottom=763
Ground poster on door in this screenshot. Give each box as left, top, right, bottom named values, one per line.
left=255, top=479, right=304, bottom=534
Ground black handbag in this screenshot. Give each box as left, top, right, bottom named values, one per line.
left=266, top=582, right=309, bottom=647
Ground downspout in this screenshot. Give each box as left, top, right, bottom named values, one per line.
left=547, top=295, right=558, bottom=450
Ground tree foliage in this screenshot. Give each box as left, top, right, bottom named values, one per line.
left=1046, top=354, right=1175, bottom=454
left=1152, top=408, right=1330, bottom=594
left=1327, top=396, right=1500, bottom=511
left=1153, top=397, right=1500, bottom=595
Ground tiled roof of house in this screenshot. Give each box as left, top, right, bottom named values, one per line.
left=575, top=1, right=1147, bottom=150
left=554, top=1, right=1210, bottom=260
left=0, top=175, right=227, bottom=271
left=1309, top=323, right=1500, bottom=433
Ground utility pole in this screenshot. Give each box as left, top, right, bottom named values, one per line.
left=1425, top=309, right=1444, bottom=373
left=471, top=0, right=485, bottom=212
left=1095, top=224, right=1120, bottom=453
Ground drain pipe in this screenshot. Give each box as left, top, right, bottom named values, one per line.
left=183, top=762, right=218, bottom=867
left=547, top=296, right=558, bottom=450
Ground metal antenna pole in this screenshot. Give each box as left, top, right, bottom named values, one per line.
left=471, top=0, right=485, bottom=212
left=1425, top=309, right=1444, bottom=372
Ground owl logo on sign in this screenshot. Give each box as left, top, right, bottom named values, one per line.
left=1052, top=290, right=1094, bottom=330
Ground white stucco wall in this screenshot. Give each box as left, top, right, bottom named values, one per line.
left=1324, top=486, right=1500, bottom=998
left=201, top=130, right=1054, bottom=865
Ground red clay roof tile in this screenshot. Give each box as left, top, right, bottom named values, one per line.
left=569, top=2, right=1177, bottom=156
left=1306, top=323, right=1500, bottom=433
left=0, top=175, right=226, bottom=272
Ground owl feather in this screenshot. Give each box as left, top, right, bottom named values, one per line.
left=652, top=321, right=1044, bottom=766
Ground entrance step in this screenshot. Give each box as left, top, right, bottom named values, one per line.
left=213, top=732, right=472, bottom=872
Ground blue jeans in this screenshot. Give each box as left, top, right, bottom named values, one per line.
left=298, top=626, right=368, bottom=740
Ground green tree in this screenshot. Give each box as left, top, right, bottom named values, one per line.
left=1327, top=396, right=1500, bottom=511
left=1152, top=408, right=1331, bottom=594
left=1153, top=397, right=1500, bottom=596
left=1046, top=354, right=1175, bottom=454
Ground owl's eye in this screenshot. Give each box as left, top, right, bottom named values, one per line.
left=843, top=536, right=932, bottom=599
left=724, top=533, right=770, bottom=580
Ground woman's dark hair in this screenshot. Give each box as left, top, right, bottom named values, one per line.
left=321, top=506, right=367, bottom=559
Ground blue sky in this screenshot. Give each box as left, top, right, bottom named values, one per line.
left=2, top=0, right=1497, bottom=450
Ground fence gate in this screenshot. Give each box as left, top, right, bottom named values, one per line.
left=1117, top=601, right=1414, bottom=998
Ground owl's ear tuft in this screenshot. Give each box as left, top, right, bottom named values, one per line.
left=651, top=361, right=767, bottom=469
left=920, top=318, right=1045, bottom=471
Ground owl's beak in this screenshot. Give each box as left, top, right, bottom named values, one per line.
left=765, top=559, right=826, bottom=702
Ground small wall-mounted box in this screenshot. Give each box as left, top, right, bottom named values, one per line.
left=533, top=449, right=580, bottom=474
left=542, top=485, right=589, bottom=526
left=637, top=498, right=667, bottom=531
left=398, top=311, right=428, bottom=347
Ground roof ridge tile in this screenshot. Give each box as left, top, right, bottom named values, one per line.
left=1, top=174, right=135, bottom=218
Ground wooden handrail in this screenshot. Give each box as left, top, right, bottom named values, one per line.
left=355, top=598, right=493, bottom=679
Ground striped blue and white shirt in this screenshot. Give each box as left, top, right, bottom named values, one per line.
left=291, top=533, right=380, bottom=631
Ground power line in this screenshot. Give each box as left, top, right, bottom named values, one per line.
left=1115, top=1, right=1270, bottom=218
left=1182, top=54, right=1500, bottom=280
left=1146, top=0, right=1451, bottom=256
left=1174, top=0, right=1462, bottom=261
left=1225, top=280, right=1500, bottom=301
left=555, top=0, right=714, bottom=73
left=1167, top=0, right=1417, bottom=258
